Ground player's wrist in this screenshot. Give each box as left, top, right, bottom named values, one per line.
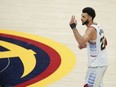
left=70, top=23, right=77, bottom=29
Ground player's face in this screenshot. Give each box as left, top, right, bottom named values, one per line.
left=81, top=13, right=90, bottom=25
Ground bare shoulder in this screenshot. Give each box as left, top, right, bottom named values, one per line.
left=86, top=27, right=96, bottom=34
left=86, top=26, right=97, bottom=40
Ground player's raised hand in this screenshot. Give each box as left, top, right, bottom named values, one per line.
left=69, top=16, right=77, bottom=29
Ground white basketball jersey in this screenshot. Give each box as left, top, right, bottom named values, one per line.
left=87, top=24, right=108, bottom=67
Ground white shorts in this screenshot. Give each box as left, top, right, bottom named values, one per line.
left=84, top=66, right=107, bottom=87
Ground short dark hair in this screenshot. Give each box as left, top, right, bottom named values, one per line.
left=82, top=7, right=96, bottom=20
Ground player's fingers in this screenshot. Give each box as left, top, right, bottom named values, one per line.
left=72, top=15, right=75, bottom=21
left=75, top=19, right=77, bottom=24
left=69, top=16, right=73, bottom=24
left=70, top=15, right=75, bottom=23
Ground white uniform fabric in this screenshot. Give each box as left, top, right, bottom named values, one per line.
left=84, top=66, right=107, bottom=87
left=84, top=23, right=108, bottom=87
left=87, top=24, right=108, bottom=67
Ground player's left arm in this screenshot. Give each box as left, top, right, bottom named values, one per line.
left=78, top=44, right=87, bottom=50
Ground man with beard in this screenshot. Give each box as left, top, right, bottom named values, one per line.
left=69, top=7, right=108, bottom=87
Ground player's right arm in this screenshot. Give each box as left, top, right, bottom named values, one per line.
left=69, top=16, right=95, bottom=49
left=72, top=27, right=94, bottom=49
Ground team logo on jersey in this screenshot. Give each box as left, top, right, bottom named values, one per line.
left=0, top=30, right=76, bottom=87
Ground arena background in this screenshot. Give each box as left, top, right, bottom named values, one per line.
left=0, top=0, right=116, bottom=87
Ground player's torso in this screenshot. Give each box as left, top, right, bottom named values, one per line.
left=87, top=24, right=108, bottom=67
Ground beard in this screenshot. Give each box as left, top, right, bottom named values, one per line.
left=82, top=20, right=89, bottom=25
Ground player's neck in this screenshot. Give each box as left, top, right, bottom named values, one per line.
left=86, top=20, right=94, bottom=28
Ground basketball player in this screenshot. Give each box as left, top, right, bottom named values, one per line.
left=69, top=7, right=108, bottom=87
